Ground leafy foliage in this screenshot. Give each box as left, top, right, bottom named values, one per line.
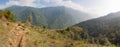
left=57, top=26, right=89, bottom=40
left=4, top=10, right=14, bottom=20
left=0, top=10, right=15, bottom=21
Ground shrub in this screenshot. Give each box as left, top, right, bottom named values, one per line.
left=4, top=10, right=15, bottom=22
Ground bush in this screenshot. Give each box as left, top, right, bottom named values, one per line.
left=4, top=10, right=15, bottom=22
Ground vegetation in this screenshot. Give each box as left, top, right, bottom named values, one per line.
left=7, top=6, right=93, bottom=29
left=1, top=6, right=120, bottom=47
left=0, top=10, right=15, bottom=21
left=57, top=26, right=89, bottom=40
left=0, top=10, right=115, bottom=47
left=76, top=11, right=120, bottom=46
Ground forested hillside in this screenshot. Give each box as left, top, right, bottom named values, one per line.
left=75, top=11, right=120, bottom=46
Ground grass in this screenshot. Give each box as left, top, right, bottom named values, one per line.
left=0, top=19, right=118, bottom=47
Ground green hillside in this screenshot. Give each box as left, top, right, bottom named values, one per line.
left=76, top=11, right=120, bottom=46
left=7, top=6, right=93, bottom=29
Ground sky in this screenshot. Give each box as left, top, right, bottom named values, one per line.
left=0, top=0, right=120, bottom=17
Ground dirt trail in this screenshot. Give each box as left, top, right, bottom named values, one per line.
left=6, top=23, right=27, bottom=47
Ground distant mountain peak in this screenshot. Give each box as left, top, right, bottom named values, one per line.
left=6, top=5, right=93, bottom=29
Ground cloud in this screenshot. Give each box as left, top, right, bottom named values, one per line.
left=1, top=0, right=120, bottom=17
left=0, top=0, right=45, bottom=9
left=0, top=5, right=6, bottom=9
left=6, top=0, right=38, bottom=7
left=44, top=0, right=63, bottom=3
left=0, top=0, right=93, bottom=16
left=42, top=0, right=87, bottom=12
left=61, top=1, right=85, bottom=12
left=83, top=0, right=120, bottom=16
left=0, top=0, right=86, bottom=12
left=0, top=0, right=102, bottom=17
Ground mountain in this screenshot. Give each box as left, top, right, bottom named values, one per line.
left=6, top=6, right=93, bottom=29
left=0, top=10, right=108, bottom=47
left=0, top=10, right=116, bottom=47
left=6, top=6, right=48, bottom=27
left=75, top=11, right=120, bottom=45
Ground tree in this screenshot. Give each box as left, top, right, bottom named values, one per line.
left=4, top=10, right=14, bottom=21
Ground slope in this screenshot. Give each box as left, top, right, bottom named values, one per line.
left=75, top=11, right=120, bottom=45
left=0, top=10, right=114, bottom=47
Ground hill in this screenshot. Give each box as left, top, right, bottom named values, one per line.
left=6, top=6, right=93, bottom=29
left=75, top=11, right=120, bottom=45
left=0, top=9, right=86, bottom=47
left=0, top=10, right=115, bottom=47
